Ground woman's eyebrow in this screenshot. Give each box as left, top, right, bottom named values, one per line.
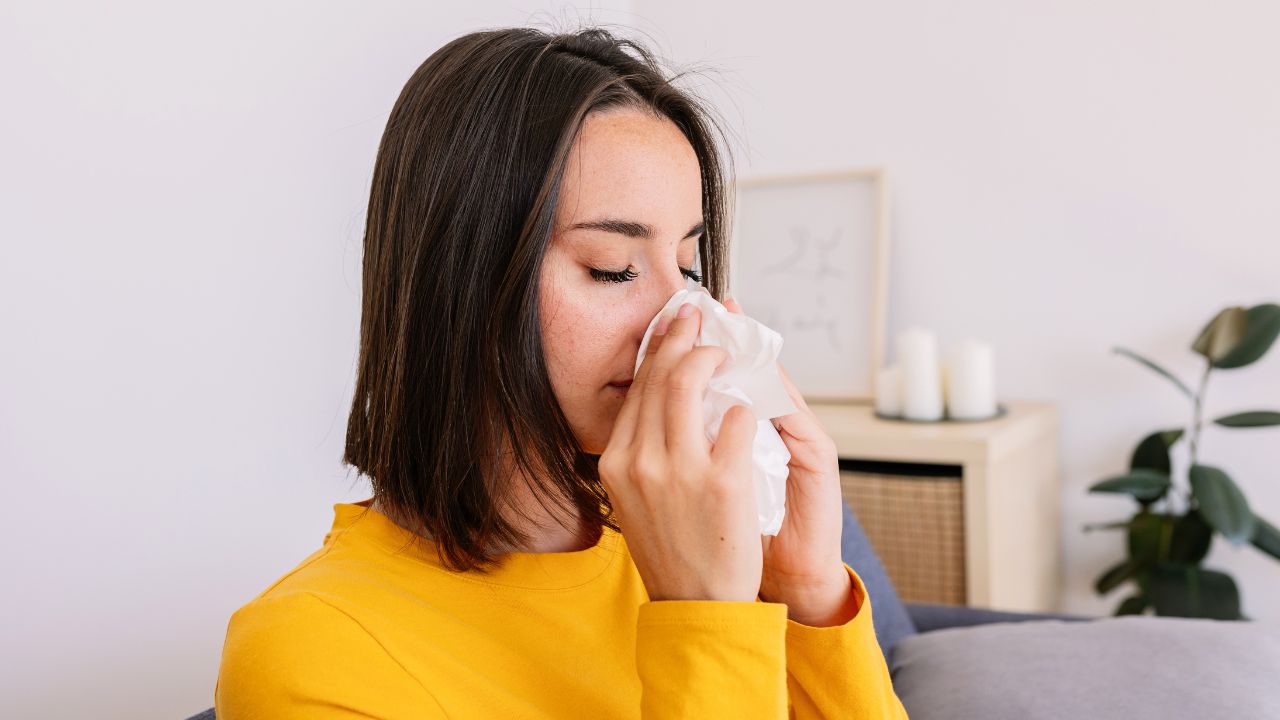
left=566, top=218, right=705, bottom=240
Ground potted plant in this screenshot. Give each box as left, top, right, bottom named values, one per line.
left=1085, top=302, right=1280, bottom=620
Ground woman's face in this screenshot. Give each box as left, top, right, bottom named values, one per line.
left=540, top=108, right=706, bottom=454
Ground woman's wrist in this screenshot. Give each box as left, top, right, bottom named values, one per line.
left=759, top=564, right=858, bottom=627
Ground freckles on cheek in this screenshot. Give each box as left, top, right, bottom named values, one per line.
left=567, top=317, right=612, bottom=365
left=551, top=293, right=626, bottom=385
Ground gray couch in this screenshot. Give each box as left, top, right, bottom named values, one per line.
left=188, top=500, right=1090, bottom=719
left=837, top=502, right=1280, bottom=719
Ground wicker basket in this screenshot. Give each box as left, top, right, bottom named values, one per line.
left=839, top=463, right=967, bottom=605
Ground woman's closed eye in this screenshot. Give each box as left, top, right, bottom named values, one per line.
left=588, top=264, right=702, bottom=284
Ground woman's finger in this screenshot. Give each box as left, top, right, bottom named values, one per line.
left=710, top=402, right=757, bottom=470
left=610, top=309, right=674, bottom=449
left=638, top=304, right=702, bottom=449
left=774, top=359, right=812, bottom=414
left=665, top=344, right=730, bottom=458
left=771, top=360, right=839, bottom=452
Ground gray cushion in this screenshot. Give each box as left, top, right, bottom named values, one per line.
left=890, top=615, right=1280, bottom=719
left=839, top=500, right=917, bottom=658
left=906, top=601, right=1091, bottom=633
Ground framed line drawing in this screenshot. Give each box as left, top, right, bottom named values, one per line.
left=728, top=168, right=890, bottom=403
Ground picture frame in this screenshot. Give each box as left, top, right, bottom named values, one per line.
left=727, top=168, right=891, bottom=404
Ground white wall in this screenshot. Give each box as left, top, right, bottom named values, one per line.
left=4, top=1, right=1279, bottom=718
left=0, top=2, right=631, bottom=718
left=624, top=0, right=1280, bottom=620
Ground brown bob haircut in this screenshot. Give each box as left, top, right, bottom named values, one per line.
left=342, top=25, right=736, bottom=572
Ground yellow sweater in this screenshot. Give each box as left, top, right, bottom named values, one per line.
left=215, top=499, right=908, bottom=718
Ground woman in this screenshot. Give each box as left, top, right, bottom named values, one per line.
left=215, top=25, right=907, bottom=718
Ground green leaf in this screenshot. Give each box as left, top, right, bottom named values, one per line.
left=1188, top=464, right=1255, bottom=545
left=1214, top=303, right=1280, bottom=369
left=1148, top=564, right=1242, bottom=620
left=1111, top=347, right=1194, bottom=399
left=1115, top=594, right=1147, bottom=616
left=1251, top=514, right=1280, bottom=561
left=1095, top=558, right=1142, bottom=595
left=1129, top=429, right=1185, bottom=474
left=1214, top=410, right=1280, bottom=428
left=1168, top=510, right=1213, bottom=564
left=1089, top=470, right=1172, bottom=503
left=1127, top=511, right=1164, bottom=565
left=1192, top=307, right=1248, bottom=364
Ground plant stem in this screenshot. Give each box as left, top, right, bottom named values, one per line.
left=1186, top=360, right=1213, bottom=509
left=1158, top=512, right=1173, bottom=562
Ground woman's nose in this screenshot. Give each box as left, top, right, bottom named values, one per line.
left=658, top=263, right=690, bottom=300
left=643, top=264, right=694, bottom=328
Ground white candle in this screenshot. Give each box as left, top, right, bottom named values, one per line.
left=946, top=339, right=997, bottom=420
left=898, top=328, right=944, bottom=421
left=874, top=365, right=902, bottom=417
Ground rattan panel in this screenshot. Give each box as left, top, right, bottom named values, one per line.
left=839, top=470, right=967, bottom=605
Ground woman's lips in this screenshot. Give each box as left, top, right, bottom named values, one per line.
left=609, top=380, right=632, bottom=395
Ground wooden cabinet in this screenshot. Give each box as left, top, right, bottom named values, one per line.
left=809, top=399, right=1062, bottom=612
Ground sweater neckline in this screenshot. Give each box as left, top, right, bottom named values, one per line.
left=330, top=498, right=624, bottom=591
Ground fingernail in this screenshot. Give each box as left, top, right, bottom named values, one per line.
left=676, top=302, right=695, bottom=319
left=655, top=314, right=673, bottom=336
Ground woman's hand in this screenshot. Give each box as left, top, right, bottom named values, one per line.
left=723, top=296, right=857, bottom=627
left=599, top=302, right=763, bottom=603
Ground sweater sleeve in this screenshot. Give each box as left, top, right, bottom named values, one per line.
left=783, top=563, right=909, bottom=718
left=215, top=592, right=447, bottom=720
left=635, top=598, right=790, bottom=717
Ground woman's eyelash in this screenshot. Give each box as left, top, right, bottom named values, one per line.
left=588, top=266, right=638, bottom=283
left=588, top=265, right=702, bottom=284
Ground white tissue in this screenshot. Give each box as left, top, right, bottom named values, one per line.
left=633, top=282, right=798, bottom=536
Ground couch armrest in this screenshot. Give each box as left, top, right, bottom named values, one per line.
left=905, top=602, right=1094, bottom=633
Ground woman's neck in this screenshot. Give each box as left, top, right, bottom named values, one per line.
left=370, top=490, right=600, bottom=554
left=370, top=441, right=602, bottom=554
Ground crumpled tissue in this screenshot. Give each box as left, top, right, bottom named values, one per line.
left=633, top=282, right=798, bottom=536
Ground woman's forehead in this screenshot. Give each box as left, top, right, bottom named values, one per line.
left=555, top=111, right=703, bottom=232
